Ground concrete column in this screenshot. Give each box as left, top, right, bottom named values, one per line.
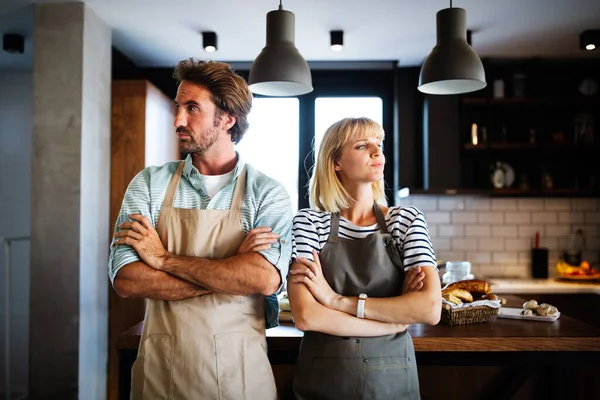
left=30, top=3, right=110, bottom=398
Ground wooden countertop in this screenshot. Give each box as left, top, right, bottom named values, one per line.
left=119, top=295, right=600, bottom=353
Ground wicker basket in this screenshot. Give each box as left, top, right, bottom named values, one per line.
left=440, top=304, right=500, bottom=325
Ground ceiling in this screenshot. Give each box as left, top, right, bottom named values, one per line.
left=1, top=0, right=600, bottom=70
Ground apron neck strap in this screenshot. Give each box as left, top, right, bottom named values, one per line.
left=373, top=202, right=388, bottom=233
left=231, top=167, right=246, bottom=210
left=164, top=161, right=185, bottom=207
left=328, top=212, right=340, bottom=243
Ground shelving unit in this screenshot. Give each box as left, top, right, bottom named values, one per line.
left=459, top=93, right=599, bottom=196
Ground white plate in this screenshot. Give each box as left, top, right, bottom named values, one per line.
left=497, top=307, right=560, bottom=322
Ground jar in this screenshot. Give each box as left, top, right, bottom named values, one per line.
left=442, top=261, right=475, bottom=284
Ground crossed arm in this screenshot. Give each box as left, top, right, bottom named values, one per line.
left=112, top=215, right=281, bottom=300
left=288, top=251, right=441, bottom=337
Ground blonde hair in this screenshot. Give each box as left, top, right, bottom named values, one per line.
left=309, top=117, right=387, bottom=212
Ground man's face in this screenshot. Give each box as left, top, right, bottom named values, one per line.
left=173, top=81, right=223, bottom=155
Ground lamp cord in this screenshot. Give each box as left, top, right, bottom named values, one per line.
left=450, top=0, right=452, bottom=7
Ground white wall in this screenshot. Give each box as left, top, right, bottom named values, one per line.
left=402, top=195, right=600, bottom=278
left=0, top=71, right=32, bottom=396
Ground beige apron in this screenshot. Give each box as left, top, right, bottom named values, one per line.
left=131, top=162, right=277, bottom=400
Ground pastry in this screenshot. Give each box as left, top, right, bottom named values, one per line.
left=520, top=309, right=534, bottom=316
left=522, top=300, right=539, bottom=310
left=442, top=288, right=473, bottom=303
left=536, top=303, right=559, bottom=317
left=476, top=293, right=499, bottom=301
left=444, top=280, right=491, bottom=296
left=442, top=292, right=462, bottom=306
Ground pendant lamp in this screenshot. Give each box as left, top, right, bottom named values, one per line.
left=249, top=1, right=313, bottom=96
left=418, top=1, right=486, bottom=95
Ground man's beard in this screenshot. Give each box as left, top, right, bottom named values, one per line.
left=178, top=126, right=220, bottom=155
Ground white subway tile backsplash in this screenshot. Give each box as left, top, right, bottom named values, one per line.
left=478, top=212, right=504, bottom=224
left=426, top=225, right=438, bottom=238
left=505, top=212, right=532, bottom=224
left=532, top=212, right=558, bottom=224
left=518, top=225, right=545, bottom=238
left=439, top=225, right=465, bottom=237
left=540, top=237, right=559, bottom=250
left=505, top=238, right=530, bottom=251
left=504, top=266, right=529, bottom=278
left=414, top=195, right=600, bottom=278
left=585, top=212, right=600, bottom=224
left=544, top=225, right=572, bottom=237
left=432, top=238, right=451, bottom=251
left=438, top=197, right=466, bottom=211
left=558, top=212, right=584, bottom=224
left=452, top=212, right=478, bottom=224
left=479, top=238, right=505, bottom=251
left=465, top=198, right=491, bottom=210
left=452, top=238, right=478, bottom=250
left=465, top=225, right=491, bottom=237
left=518, top=199, right=544, bottom=210
left=492, top=199, right=518, bottom=211
left=411, top=196, right=438, bottom=211
left=544, top=199, right=571, bottom=211
left=424, top=212, right=451, bottom=224
left=492, top=252, right=519, bottom=264
left=466, top=252, right=492, bottom=264
left=481, top=265, right=507, bottom=278
left=437, top=251, right=467, bottom=262
left=572, top=199, right=598, bottom=211
left=492, top=225, right=518, bottom=237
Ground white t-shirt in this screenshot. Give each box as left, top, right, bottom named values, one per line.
left=200, top=170, right=235, bottom=198
left=291, top=205, right=437, bottom=270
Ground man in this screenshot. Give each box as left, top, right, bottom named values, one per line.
left=109, top=59, right=292, bottom=399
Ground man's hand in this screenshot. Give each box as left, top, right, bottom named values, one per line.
left=114, top=214, right=169, bottom=270
left=402, top=266, right=426, bottom=294
left=237, top=227, right=279, bottom=254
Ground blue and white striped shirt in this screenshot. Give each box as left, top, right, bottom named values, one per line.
left=108, top=153, right=293, bottom=328
left=292, top=206, right=437, bottom=269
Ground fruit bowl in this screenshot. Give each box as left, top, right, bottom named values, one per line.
left=556, top=260, right=600, bottom=281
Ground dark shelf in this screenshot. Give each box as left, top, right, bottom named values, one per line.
left=461, top=96, right=600, bottom=106
left=463, top=143, right=599, bottom=151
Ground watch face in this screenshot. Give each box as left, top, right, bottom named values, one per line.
left=579, top=79, right=598, bottom=96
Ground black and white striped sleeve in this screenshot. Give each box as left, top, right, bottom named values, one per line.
left=291, top=209, right=321, bottom=262
left=394, top=206, right=437, bottom=270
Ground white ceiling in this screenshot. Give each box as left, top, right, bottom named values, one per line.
left=1, top=0, right=600, bottom=70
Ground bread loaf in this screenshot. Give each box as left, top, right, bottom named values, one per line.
left=442, top=292, right=462, bottom=305
left=445, top=279, right=491, bottom=296
left=442, top=288, right=473, bottom=303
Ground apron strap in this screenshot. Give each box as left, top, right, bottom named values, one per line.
left=231, top=167, right=246, bottom=210
left=327, top=212, right=340, bottom=243
left=163, top=161, right=185, bottom=208
left=373, top=202, right=388, bottom=233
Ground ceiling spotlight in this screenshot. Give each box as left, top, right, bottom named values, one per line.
left=249, top=0, right=313, bottom=96
left=580, top=30, right=600, bottom=51
left=330, top=30, right=343, bottom=51
left=418, top=1, right=486, bottom=95
left=3, top=33, right=24, bottom=54
left=202, top=31, right=217, bottom=52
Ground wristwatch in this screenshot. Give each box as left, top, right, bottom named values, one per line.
left=357, top=293, right=367, bottom=319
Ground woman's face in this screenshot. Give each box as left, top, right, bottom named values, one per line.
left=334, top=134, right=385, bottom=184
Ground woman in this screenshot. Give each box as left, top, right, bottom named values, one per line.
left=288, top=117, right=441, bottom=400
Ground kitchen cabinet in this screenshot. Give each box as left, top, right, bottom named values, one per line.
left=107, top=80, right=177, bottom=400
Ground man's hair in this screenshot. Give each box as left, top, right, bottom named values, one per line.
left=173, top=59, right=253, bottom=144
left=309, top=117, right=387, bottom=212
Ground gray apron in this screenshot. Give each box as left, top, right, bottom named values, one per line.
left=292, top=203, right=421, bottom=400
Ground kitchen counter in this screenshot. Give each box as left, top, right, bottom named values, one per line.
left=490, top=277, right=600, bottom=294
left=117, top=294, right=600, bottom=400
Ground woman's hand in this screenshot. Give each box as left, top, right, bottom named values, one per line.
left=402, top=266, right=425, bottom=294
left=289, top=250, right=341, bottom=309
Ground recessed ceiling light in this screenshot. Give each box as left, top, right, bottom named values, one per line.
left=330, top=30, right=343, bottom=52
left=202, top=32, right=217, bottom=52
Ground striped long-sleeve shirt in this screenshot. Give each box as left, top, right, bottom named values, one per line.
left=291, top=205, right=437, bottom=270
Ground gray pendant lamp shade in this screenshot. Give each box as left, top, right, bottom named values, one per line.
left=418, top=7, right=486, bottom=95
left=249, top=5, right=313, bottom=96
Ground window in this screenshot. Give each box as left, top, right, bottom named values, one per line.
left=235, top=97, right=300, bottom=213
